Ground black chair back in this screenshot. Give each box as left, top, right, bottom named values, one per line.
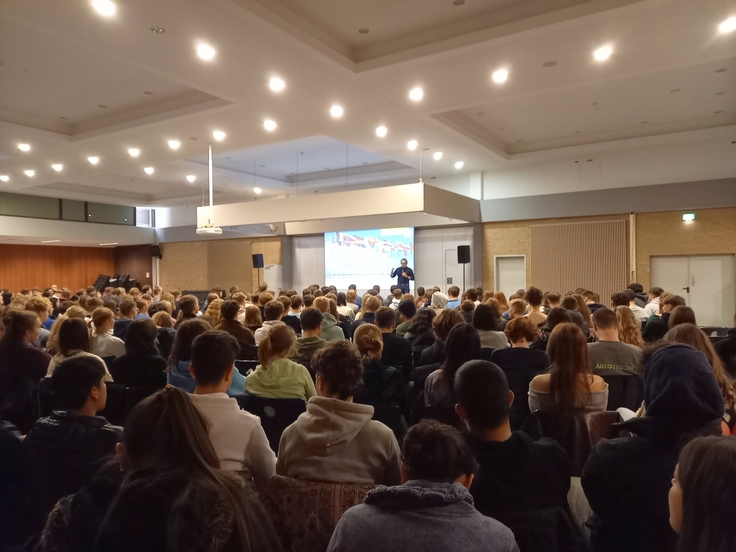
left=599, top=372, right=644, bottom=411
left=98, top=383, right=128, bottom=426
left=479, top=348, right=495, bottom=361
left=234, top=359, right=260, bottom=376
left=490, top=507, right=589, bottom=552
left=422, top=404, right=463, bottom=429
left=36, top=378, right=62, bottom=418
left=372, top=404, right=408, bottom=442
left=234, top=394, right=306, bottom=452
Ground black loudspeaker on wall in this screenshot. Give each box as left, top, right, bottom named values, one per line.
left=150, top=244, right=162, bottom=259
left=457, top=245, right=471, bottom=264
left=252, top=254, right=265, bottom=269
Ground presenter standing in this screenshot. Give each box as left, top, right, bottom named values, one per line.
left=390, top=258, right=414, bottom=295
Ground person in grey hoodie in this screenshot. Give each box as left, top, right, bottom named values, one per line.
left=327, top=419, right=519, bottom=552
left=277, top=340, right=401, bottom=485
left=313, top=296, right=345, bottom=341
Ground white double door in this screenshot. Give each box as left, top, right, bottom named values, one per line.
left=650, top=255, right=735, bottom=327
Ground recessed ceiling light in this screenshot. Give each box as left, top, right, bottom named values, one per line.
left=433, top=152, right=443, bottom=160
left=0, top=175, right=9, bottom=182
left=594, top=46, right=613, bottom=61
left=330, top=105, right=344, bottom=118
left=253, top=187, right=262, bottom=194
left=542, top=61, right=557, bottom=68
left=92, top=0, right=116, bottom=17
left=88, top=156, right=99, bottom=165
left=358, top=28, right=369, bottom=34
left=186, top=175, right=196, bottom=183
left=212, top=130, right=226, bottom=141
left=150, top=27, right=165, bottom=34
left=407, top=140, right=418, bottom=150
left=144, top=167, right=154, bottom=175
left=197, top=43, right=216, bottom=60
left=18, top=143, right=30, bottom=151
left=167, top=140, right=181, bottom=149
left=376, top=126, right=387, bottom=137
left=24, top=170, right=35, bottom=177
left=269, top=77, right=285, bottom=91
left=719, top=17, right=736, bottom=33
left=264, top=119, right=277, bottom=131
left=409, top=87, right=424, bottom=101
left=454, top=161, right=464, bottom=169
left=128, top=148, right=140, bottom=157
left=492, top=69, right=508, bottom=83
left=51, top=164, right=63, bottom=171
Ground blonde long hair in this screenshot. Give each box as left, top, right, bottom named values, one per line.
left=616, top=306, right=644, bottom=348
left=353, top=323, right=383, bottom=362
left=258, top=324, right=295, bottom=367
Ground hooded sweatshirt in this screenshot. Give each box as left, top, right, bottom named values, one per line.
left=320, top=313, right=345, bottom=341
left=167, top=360, right=245, bottom=397
left=188, top=392, right=276, bottom=492
left=291, top=336, right=326, bottom=374
left=276, top=396, right=401, bottom=485
left=327, top=480, right=519, bottom=552
left=245, top=358, right=316, bottom=401
left=430, top=292, right=448, bottom=309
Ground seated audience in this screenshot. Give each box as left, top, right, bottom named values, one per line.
left=491, top=317, right=549, bottom=430
left=611, top=292, right=630, bottom=309
left=200, top=298, right=223, bottom=327
left=246, top=324, right=315, bottom=401
left=529, top=307, right=572, bottom=353
left=112, top=299, right=137, bottom=339
left=290, top=307, right=326, bottom=376
left=419, top=308, right=464, bottom=366
left=312, top=296, right=345, bottom=341
left=88, top=307, right=126, bottom=359
left=624, top=291, right=648, bottom=324
left=473, top=303, right=509, bottom=350
left=628, top=283, right=648, bottom=308
left=500, top=298, right=527, bottom=331
left=425, top=324, right=482, bottom=406
left=582, top=344, right=724, bottom=552
left=0, top=310, right=53, bottom=432
left=455, top=360, right=575, bottom=551
left=583, top=291, right=606, bottom=313
left=188, top=331, right=275, bottom=492
left=446, top=286, right=461, bottom=309
left=25, top=356, right=121, bottom=532
left=327, top=419, right=518, bottom=552
left=254, top=300, right=286, bottom=345
left=25, top=296, right=53, bottom=348
left=642, top=294, right=686, bottom=342
left=244, top=304, right=263, bottom=334
left=668, top=436, right=736, bottom=552
left=151, top=310, right=175, bottom=360
left=644, top=287, right=664, bottom=318
left=336, top=292, right=355, bottom=320
left=524, top=287, right=547, bottom=328
left=110, top=318, right=167, bottom=388
left=173, top=294, right=199, bottom=329
left=395, top=298, right=416, bottom=337
left=46, top=318, right=112, bottom=381
left=560, top=296, right=590, bottom=337
left=430, top=290, right=448, bottom=309
left=404, top=308, right=436, bottom=359
left=668, top=305, right=696, bottom=329
left=39, top=386, right=281, bottom=552
left=615, top=305, right=644, bottom=348
left=352, top=294, right=381, bottom=329
left=277, top=340, right=401, bottom=485
left=389, top=288, right=404, bottom=311
left=714, top=313, right=736, bottom=378
left=278, top=295, right=302, bottom=335
left=375, top=306, right=413, bottom=382
left=588, top=308, right=642, bottom=374
left=529, top=323, right=608, bottom=412
left=216, top=299, right=257, bottom=358
left=353, top=323, right=407, bottom=415
left=0, top=418, right=30, bottom=549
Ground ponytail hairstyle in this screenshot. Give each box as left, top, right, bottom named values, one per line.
left=106, top=386, right=283, bottom=552
left=353, top=323, right=383, bottom=362
left=90, top=307, right=115, bottom=335
left=0, top=310, right=38, bottom=350
left=258, top=324, right=295, bottom=367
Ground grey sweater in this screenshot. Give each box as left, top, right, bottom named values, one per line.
left=327, top=480, right=519, bottom=552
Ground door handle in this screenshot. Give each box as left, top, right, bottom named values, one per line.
left=682, top=286, right=690, bottom=293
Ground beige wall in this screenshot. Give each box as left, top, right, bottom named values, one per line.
left=635, top=207, right=736, bottom=292
left=159, top=236, right=282, bottom=292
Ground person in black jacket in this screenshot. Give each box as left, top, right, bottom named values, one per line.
left=455, top=360, right=580, bottom=552
left=642, top=295, right=686, bottom=343
left=0, top=419, right=31, bottom=549
left=404, top=308, right=436, bottom=368
left=110, top=318, right=167, bottom=388
left=418, top=309, right=464, bottom=367
left=24, top=355, right=121, bottom=532
left=375, top=307, right=413, bottom=383
left=582, top=344, right=724, bottom=552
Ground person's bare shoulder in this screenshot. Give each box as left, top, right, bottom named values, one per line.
left=530, top=373, right=551, bottom=392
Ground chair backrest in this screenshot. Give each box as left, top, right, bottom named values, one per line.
left=262, top=475, right=374, bottom=552
left=700, top=326, right=729, bottom=337
left=490, top=506, right=588, bottom=552
left=479, top=348, right=495, bottom=361
left=599, top=372, right=644, bottom=411
left=522, top=409, right=622, bottom=477
left=235, top=394, right=306, bottom=452
left=234, top=359, right=259, bottom=376
left=371, top=404, right=408, bottom=442
left=422, top=404, right=463, bottom=429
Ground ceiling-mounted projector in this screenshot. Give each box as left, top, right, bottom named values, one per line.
left=196, top=226, right=222, bottom=235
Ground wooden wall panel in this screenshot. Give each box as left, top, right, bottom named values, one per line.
left=158, top=241, right=209, bottom=291
left=114, top=244, right=153, bottom=287
left=0, top=244, right=115, bottom=292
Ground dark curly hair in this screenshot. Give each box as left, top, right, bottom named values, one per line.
left=525, top=286, right=543, bottom=307
left=310, top=340, right=363, bottom=400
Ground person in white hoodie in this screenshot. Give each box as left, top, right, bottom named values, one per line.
left=644, top=287, right=664, bottom=318
left=188, top=330, right=276, bottom=493
left=277, top=340, right=401, bottom=486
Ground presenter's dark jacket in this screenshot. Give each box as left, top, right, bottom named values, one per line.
left=390, top=267, right=414, bottom=287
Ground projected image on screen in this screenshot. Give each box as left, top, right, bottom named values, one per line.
left=325, top=227, right=414, bottom=292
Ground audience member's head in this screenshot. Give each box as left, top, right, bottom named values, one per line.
left=299, top=307, right=323, bottom=336
left=401, top=420, right=476, bottom=487
left=546, top=292, right=561, bottom=307
left=441, top=323, right=481, bottom=398
left=258, top=324, right=295, bottom=367
left=363, top=295, right=382, bottom=314
left=669, top=305, right=697, bottom=329
left=374, top=307, right=395, bottom=331
left=353, top=323, right=383, bottom=362
left=560, top=296, right=578, bottom=311
left=90, top=307, right=115, bottom=335
left=455, top=360, right=511, bottom=434
left=119, top=299, right=137, bottom=320
left=178, top=295, right=199, bottom=317
left=312, top=296, right=330, bottom=315
left=397, top=299, right=417, bottom=322
left=0, top=310, right=40, bottom=348
left=244, top=305, right=262, bottom=327
left=525, top=287, right=543, bottom=308
left=592, top=308, right=619, bottom=337
left=447, top=286, right=460, bottom=299
left=471, top=303, right=500, bottom=332
left=547, top=323, right=591, bottom=411
left=611, top=291, right=632, bottom=308
left=615, top=305, right=644, bottom=348
left=263, top=300, right=284, bottom=321
left=430, top=292, right=448, bottom=309
left=219, top=300, right=240, bottom=322
left=25, top=296, right=52, bottom=325
left=504, top=316, right=537, bottom=345
left=168, top=318, right=212, bottom=367
left=432, top=308, right=464, bottom=342
left=190, top=331, right=239, bottom=389
left=507, top=298, right=526, bottom=318
left=51, top=356, right=107, bottom=414
left=311, top=340, right=363, bottom=401
left=125, top=318, right=159, bottom=356
left=58, top=318, right=90, bottom=356
left=649, top=287, right=664, bottom=300
left=662, top=294, right=687, bottom=314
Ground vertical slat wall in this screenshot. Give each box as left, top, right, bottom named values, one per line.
left=530, top=220, right=627, bottom=303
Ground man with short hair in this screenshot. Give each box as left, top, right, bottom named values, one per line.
left=446, top=286, right=461, bottom=309
left=113, top=299, right=137, bottom=339
left=643, top=287, right=664, bottom=318
left=611, top=292, right=631, bottom=309
left=188, top=331, right=275, bottom=492
left=454, top=360, right=573, bottom=551
left=312, top=296, right=345, bottom=341
left=389, top=288, right=403, bottom=311
left=254, top=300, right=286, bottom=345
left=24, top=356, right=121, bottom=531
left=291, top=307, right=326, bottom=375
left=395, top=299, right=417, bottom=337
left=642, top=295, right=686, bottom=343
left=375, top=307, right=413, bottom=383
left=583, top=290, right=605, bottom=313
left=589, top=309, right=642, bottom=373
left=390, top=258, right=414, bottom=296
left=628, top=283, right=648, bottom=309
left=626, top=292, right=648, bottom=324
left=328, top=419, right=519, bottom=552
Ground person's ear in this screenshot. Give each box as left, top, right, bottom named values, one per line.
left=90, top=385, right=100, bottom=403
left=115, top=442, right=129, bottom=472
left=188, top=363, right=196, bottom=379
left=455, top=403, right=467, bottom=420
left=508, top=390, right=515, bottom=407
left=455, top=473, right=474, bottom=490
left=400, top=463, right=409, bottom=485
